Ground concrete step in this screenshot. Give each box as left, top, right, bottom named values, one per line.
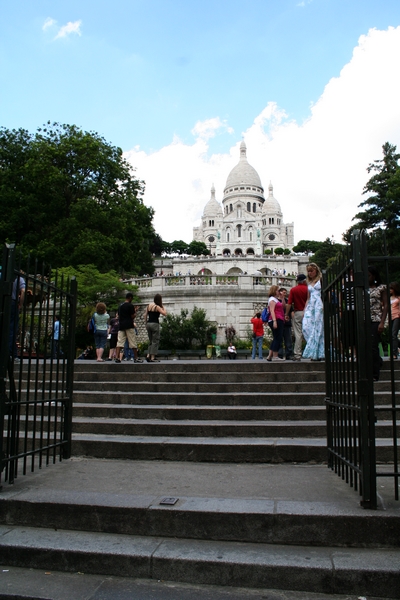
left=70, top=434, right=396, bottom=463
left=71, top=417, right=328, bottom=438
left=72, top=403, right=327, bottom=420
left=0, top=524, right=398, bottom=598
left=72, top=391, right=326, bottom=406
left=72, top=381, right=326, bottom=393
left=72, top=433, right=328, bottom=462
left=2, top=487, right=399, bottom=548
left=72, top=370, right=327, bottom=383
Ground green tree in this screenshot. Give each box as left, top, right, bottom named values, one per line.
left=311, top=238, right=344, bottom=270
left=274, top=247, right=284, bottom=255
left=187, top=240, right=210, bottom=255
left=347, top=142, right=400, bottom=254
left=160, top=240, right=172, bottom=255
left=0, top=123, right=155, bottom=274
left=160, top=306, right=215, bottom=350
left=55, top=264, right=140, bottom=352
left=171, top=240, right=189, bottom=255
left=292, top=240, right=322, bottom=254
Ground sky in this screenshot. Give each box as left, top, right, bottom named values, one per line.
left=1, top=0, right=400, bottom=245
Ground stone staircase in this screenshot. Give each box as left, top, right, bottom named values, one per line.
left=71, top=360, right=328, bottom=463
left=0, top=359, right=399, bottom=599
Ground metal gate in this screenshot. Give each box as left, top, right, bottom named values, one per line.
left=323, top=230, right=399, bottom=508
left=0, top=243, right=77, bottom=485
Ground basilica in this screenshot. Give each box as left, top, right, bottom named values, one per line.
left=193, top=141, right=294, bottom=256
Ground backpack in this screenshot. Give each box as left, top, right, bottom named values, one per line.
left=261, top=306, right=270, bottom=323
left=87, top=315, right=96, bottom=333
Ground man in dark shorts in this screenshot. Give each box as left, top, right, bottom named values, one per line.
left=115, top=292, right=143, bottom=363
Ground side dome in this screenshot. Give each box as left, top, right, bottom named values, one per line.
left=262, top=182, right=282, bottom=216
left=224, top=141, right=263, bottom=191
left=202, top=184, right=223, bottom=217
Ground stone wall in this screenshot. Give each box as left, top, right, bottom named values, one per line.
left=128, top=274, right=299, bottom=345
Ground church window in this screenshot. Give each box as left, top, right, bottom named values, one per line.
left=230, top=204, right=233, bottom=212
left=209, top=219, right=214, bottom=227
left=252, top=203, right=256, bottom=213
left=269, top=218, right=274, bottom=225
left=227, top=231, right=230, bottom=242
left=237, top=224, right=242, bottom=238
left=252, top=188, right=256, bottom=191
left=234, top=187, right=238, bottom=190
left=249, top=230, right=253, bottom=242
left=246, top=187, right=250, bottom=190
left=240, top=186, right=244, bottom=190
left=277, top=219, right=281, bottom=225
left=247, top=202, right=251, bottom=212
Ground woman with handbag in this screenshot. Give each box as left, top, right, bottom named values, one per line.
left=144, top=294, right=167, bottom=363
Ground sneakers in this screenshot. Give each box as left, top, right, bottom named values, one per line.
left=134, top=358, right=143, bottom=363
left=114, top=358, right=121, bottom=363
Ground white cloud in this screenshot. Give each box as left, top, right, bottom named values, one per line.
left=191, top=117, right=234, bottom=141
left=125, top=26, right=400, bottom=245
left=54, top=20, right=82, bottom=40
left=42, top=17, right=56, bottom=31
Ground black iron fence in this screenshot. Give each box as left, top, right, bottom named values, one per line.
left=0, top=243, right=77, bottom=485
left=323, top=230, right=399, bottom=508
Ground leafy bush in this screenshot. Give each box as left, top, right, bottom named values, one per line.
left=160, top=306, right=216, bottom=350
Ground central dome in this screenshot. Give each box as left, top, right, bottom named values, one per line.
left=224, top=141, right=263, bottom=191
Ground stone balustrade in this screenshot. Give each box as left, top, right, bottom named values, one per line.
left=124, top=274, right=296, bottom=291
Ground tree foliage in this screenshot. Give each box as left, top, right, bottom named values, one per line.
left=0, top=122, right=156, bottom=274
left=311, top=238, right=344, bottom=270
left=160, top=306, right=216, bottom=350
left=346, top=142, right=400, bottom=255
left=55, top=264, right=137, bottom=309
left=187, top=240, right=210, bottom=255
left=55, top=264, right=140, bottom=352
left=292, top=240, right=323, bottom=254
left=170, top=240, right=189, bottom=255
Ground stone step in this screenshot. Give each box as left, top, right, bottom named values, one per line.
left=72, top=391, right=326, bottom=406
left=71, top=434, right=396, bottom=463
left=72, top=433, right=327, bottom=462
left=71, top=417, right=327, bottom=438
left=0, top=525, right=398, bottom=598
left=72, top=381, right=327, bottom=394
left=73, top=403, right=327, bottom=420
left=72, top=370, right=327, bottom=383
left=2, top=487, right=399, bottom=548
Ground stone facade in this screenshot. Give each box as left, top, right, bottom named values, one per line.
left=193, top=141, right=294, bottom=256
left=128, top=265, right=309, bottom=345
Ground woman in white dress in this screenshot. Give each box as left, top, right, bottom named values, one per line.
left=302, top=263, right=325, bottom=360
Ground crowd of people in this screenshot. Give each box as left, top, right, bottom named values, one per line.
left=85, top=292, right=167, bottom=364
left=80, top=262, right=399, bottom=371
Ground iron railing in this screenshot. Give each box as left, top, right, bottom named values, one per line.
left=0, top=243, right=77, bottom=485
left=324, top=230, right=399, bottom=508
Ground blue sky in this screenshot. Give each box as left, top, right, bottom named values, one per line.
left=2, top=1, right=400, bottom=244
